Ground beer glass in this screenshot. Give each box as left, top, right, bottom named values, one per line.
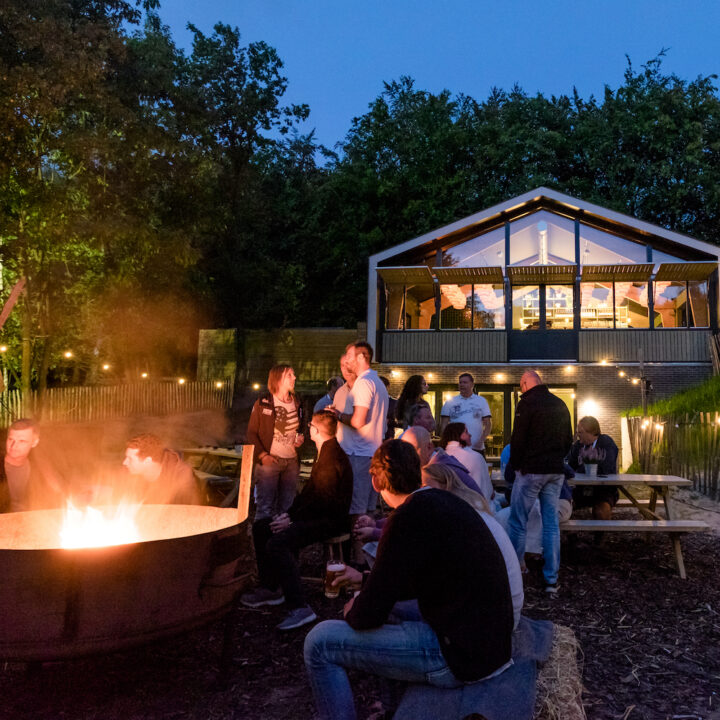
left=324, top=559, right=346, bottom=598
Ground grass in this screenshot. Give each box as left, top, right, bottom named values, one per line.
left=623, top=373, right=720, bottom=417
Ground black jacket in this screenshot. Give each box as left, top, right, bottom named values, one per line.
left=287, top=438, right=352, bottom=534
left=510, top=384, right=573, bottom=474
left=246, top=392, right=304, bottom=464
left=567, top=434, right=619, bottom=475
left=346, top=488, right=513, bottom=682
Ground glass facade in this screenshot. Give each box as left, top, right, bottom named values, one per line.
left=438, top=284, right=505, bottom=329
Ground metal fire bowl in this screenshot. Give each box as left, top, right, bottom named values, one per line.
left=0, top=505, right=247, bottom=662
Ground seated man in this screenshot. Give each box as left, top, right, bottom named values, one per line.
left=241, top=411, right=353, bottom=631
left=566, top=416, right=619, bottom=520
left=304, top=440, right=513, bottom=720
left=123, top=433, right=201, bottom=505
left=0, top=418, right=65, bottom=512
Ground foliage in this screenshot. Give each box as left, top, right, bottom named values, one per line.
left=2, top=1, right=720, bottom=389
left=623, top=374, right=720, bottom=417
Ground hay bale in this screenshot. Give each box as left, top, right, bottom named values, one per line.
left=534, top=624, right=586, bottom=720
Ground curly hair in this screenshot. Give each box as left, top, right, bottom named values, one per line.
left=370, top=439, right=421, bottom=495
left=126, top=433, right=164, bottom=462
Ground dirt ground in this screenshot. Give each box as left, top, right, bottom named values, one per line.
left=1, top=411, right=719, bottom=719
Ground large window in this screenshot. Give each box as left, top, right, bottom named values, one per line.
left=385, top=283, right=435, bottom=330
left=546, top=285, right=573, bottom=330
left=512, top=286, right=539, bottom=330
left=435, top=283, right=505, bottom=329
left=580, top=282, right=614, bottom=328
left=655, top=280, right=709, bottom=328
left=615, top=281, right=649, bottom=328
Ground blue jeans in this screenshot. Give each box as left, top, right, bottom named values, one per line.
left=507, top=472, right=563, bottom=585
left=253, top=456, right=299, bottom=520
left=348, top=455, right=378, bottom=514
left=304, top=620, right=462, bottom=720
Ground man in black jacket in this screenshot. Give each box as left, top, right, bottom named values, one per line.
left=508, top=370, right=573, bottom=594
left=303, top=439, right=513, bottom=720
left=241, top=411, right=353, bottom=631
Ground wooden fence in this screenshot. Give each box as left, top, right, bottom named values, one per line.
left=0, top=381, right=234, bottom=427
left=627, top=413, right=720, bottom=500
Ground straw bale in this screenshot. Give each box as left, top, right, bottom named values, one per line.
left=534, top=624, right=586, bottom=720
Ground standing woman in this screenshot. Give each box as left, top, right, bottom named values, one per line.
left=247, top=365, right=304, bottom=520
left=395, top=374, right=431, bottom=429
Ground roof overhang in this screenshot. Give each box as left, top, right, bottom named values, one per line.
left=654, top=262, right=717, bottom=282
left=506, top=264, right=576, bottom=284
left=580, top=264, right=654, bottom=282
left=432, top=266, right=504, bottom=284
left=376, top=266, right=434, bottom=284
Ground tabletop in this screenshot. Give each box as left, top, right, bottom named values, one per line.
left=569, top=473, right=692, bottom=487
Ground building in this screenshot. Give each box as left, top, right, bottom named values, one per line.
left=368, top=188, right=719, bottom=461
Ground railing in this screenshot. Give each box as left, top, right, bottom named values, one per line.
left=627, top=413, right=720, bottom=500
left=0, top=381, right=234, bottom=427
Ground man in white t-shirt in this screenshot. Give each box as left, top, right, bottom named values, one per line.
left=329, top=342, right=388, bottom=559
left=439, top=373, right=492, bottom=454
left=331, top=356, right=356, bottom=457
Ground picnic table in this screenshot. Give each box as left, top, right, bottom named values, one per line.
left=562, top=473, right=708, bottom=579
left=182, top=447, right=245, bottom=507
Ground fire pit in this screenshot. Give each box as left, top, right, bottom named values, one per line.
left=0, top=448, right=254, bottom=662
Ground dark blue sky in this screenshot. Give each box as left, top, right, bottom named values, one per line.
left=157, top=0, right=720, bottom=149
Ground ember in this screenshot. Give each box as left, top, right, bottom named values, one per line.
left=60, top=501, right=141, bottom=549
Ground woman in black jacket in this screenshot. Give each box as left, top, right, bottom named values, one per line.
left=247, top=365, right=304, bottom=519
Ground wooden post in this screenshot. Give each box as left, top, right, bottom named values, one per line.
left=237, top=445, right=254, bottom=524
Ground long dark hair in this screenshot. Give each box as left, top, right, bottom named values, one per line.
left=396, top=375, right=426, bottom=426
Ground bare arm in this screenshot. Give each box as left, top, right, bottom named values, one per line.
left=481, top=416, right=492, bottom=443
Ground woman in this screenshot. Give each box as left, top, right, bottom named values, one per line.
left=421, top=463, right=523, bottom=629
left=566, top=415, right=619, bottom=520
left=247, top=365, right=304, bottom=520
left=440, top=422, right=494, bottom=503
left=395, top=375, right=431, bottom=429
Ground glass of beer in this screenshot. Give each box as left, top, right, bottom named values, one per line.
left=324, top=559, right=346, bottom=598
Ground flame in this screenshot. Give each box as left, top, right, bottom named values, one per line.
left=60, top=501, right=141, bottom=549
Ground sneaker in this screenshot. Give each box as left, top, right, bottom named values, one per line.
left=240, top=587, right=285, bottom=608
left=276, top=606, right=317, bottom=631
left=544, top=583, right=559, bottom=595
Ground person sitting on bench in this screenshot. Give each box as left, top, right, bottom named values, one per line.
left=304, top=439, right=513, bottom=720
left=566, top=416, right=618, bottom=521
left=241, top=411, right=353, bottom=631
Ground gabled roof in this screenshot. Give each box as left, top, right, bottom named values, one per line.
left=370, top=187, right=720, bottom=265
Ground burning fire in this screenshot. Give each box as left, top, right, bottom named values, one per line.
left=60, top=501, right=141, bottom=549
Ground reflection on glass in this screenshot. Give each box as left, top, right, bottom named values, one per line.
left=513, top=286, right=539, bottom=330
left=545, top=285, right=573, bottom=330
left=688, top=280, right=709, bottom=327
left=615, top=282, right=649, bottom=328
left=654, top=281, right=687, bottom=328
left=437, top=284, right=505, bottom=329
left=442, top=227, right=506, bottom=268
left=385, top=284, right=405, bottom=330
left=580, top=282, right=613, bottom=328
left=479, top=391, right=504, bottom=456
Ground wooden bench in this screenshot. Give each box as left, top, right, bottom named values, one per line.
left=560, top=519, right=708, bottom=579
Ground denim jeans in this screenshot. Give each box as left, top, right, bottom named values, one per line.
left=507, top=472, right=563, bottom=585
left=348, top=455, right=378, bottom=514
left=304, top=620, right=462, bottom=720
left=253, top=456, right=299, bottom=520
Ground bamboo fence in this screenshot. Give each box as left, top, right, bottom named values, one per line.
left=0, top=381, right=234, bottom=428
left=627, top=412, right=720, bottom=500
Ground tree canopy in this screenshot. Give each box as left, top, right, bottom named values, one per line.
left=1, top=3, right=720, bottom=387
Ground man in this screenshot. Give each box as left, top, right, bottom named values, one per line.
left=439, top=373, right=492, bottom=454
left=0, top=418, right=64, bottom=512
left=329, top=342, right=388, bottom=553
left=304, top=440, right=513, bottom=720
left=313, top=376, right=344, bottom=414
left=566, top=415, right=619, bottom=521
left=379, top=376, right=398, bottom=440
left=407, top=403, right=436, bottom=435
left=241, top=411, right=353, bottom=631
left=123, top=433, right=201, bottom=505
left=507, top=370, right=573, bottom=594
